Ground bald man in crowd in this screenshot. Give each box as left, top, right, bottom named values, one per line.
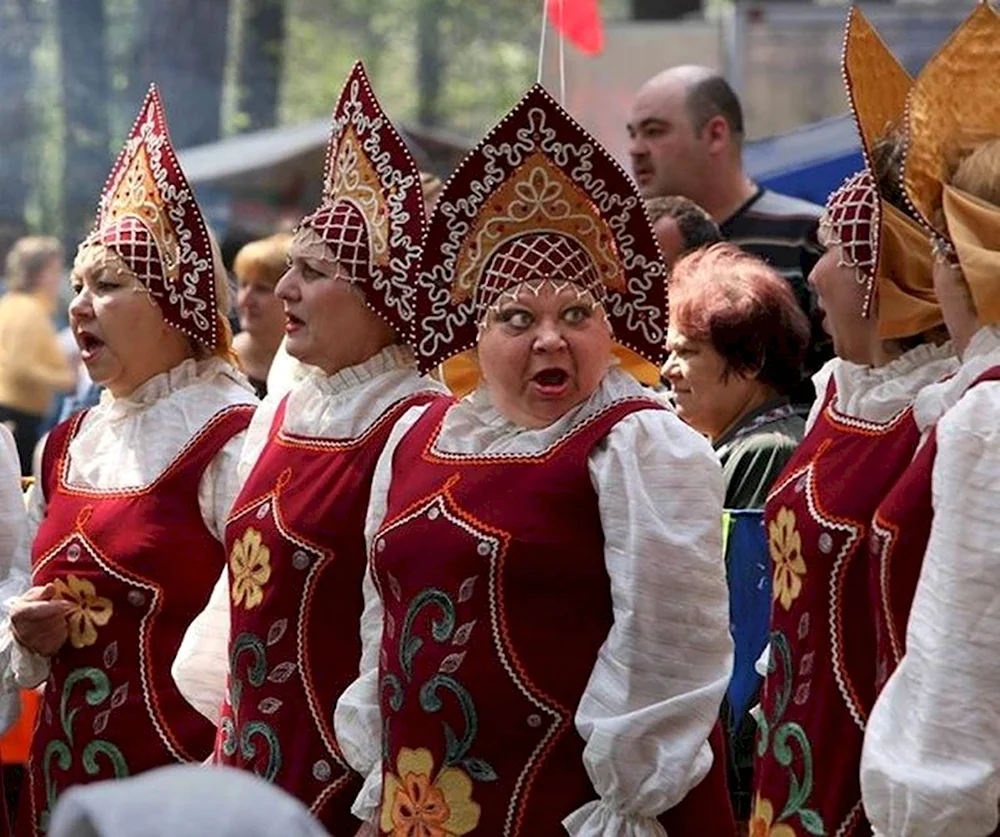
left=629, top=66, right=829, bottom=393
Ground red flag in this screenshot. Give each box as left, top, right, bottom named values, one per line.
left=546, top=0, right=604, bottom=55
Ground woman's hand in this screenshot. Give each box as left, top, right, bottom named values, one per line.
left=933, top=258, right=980, bottom=357
left=9, top=584, right=73, bottom=656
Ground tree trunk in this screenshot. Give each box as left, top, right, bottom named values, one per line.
left=0, top=0, right=41, bottom=252
left=58, top=0, right=112, bottom=246
left=417, top=0, right=447, bottom=128
left=130, top=0, right=231, bottom=148
left=237, top=0, right=285, bottom=132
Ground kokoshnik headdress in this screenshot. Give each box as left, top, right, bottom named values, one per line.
left=297, top=61, right=426, bottom=341
left=902, top=2, right=1000, bottom=325
left=413, top=84, right=668, bottom=374
left=83, top=85, right=221, bottom=347
left=820, top=6, right=940, bottom=339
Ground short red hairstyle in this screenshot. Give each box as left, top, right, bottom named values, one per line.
left=669, top=242, right=809, bottom=395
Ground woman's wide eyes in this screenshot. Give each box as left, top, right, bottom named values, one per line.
left=563, top=306, right=590, bottom=324
left=500, top=310, right=533, bottom=328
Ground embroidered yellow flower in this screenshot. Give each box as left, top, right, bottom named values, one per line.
left=52, top=575, right=113, bottom=649
left=229, top=528, right=271, bottom=610
left=770, top=507, right=806, bottom=611
left=381, top=748, right=480, bottom=837
left=750, top=794, right=796, bottom=837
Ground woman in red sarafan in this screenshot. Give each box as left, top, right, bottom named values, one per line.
left=862, top=6, right=1000, bottom=835
left=751, top=9, right=957, bottom=837
left=334, top=84, right=738, bottom=837
left=171, top=62, right=447, bottom=835
left=0, top=87, right=257, bottom=836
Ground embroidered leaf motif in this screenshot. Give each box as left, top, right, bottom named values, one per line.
left=267, top=619, right=288, bottom=647
left=379, top=647, right=389, bottom=670
left=44, top=702, right=53, bottom=726
left=103, top=641, right=119, bottom=669
left=794, top=682, right=811, bottom=706
left=439, top=652, right=467, bottom=674
left=458, top=576, right=478, bottom=603
left=110, top=682, right=129, bottom=709
left=388, top=573, right=402, bottom=602
left=93, top=710, right=110, bottom=735
left=798, top=808, right=825, bottom=836
left=462, top=757, right=498, bottom=782
left=798, top=652, right=815, bottom=677
left=385, top=613, right=396, bottom=640
left=452, top=620, right=476, bottom=646
left=268, top=662, right=296, bottom=683
left=258, top=698, right=283, bottom=715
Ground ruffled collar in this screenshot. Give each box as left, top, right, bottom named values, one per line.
left=100, top=357, right=250, bottom=421
left=913, top=325, right=1000, bottom=431
left=300, top=345, right=416, bottom=397
left=827, top=340, right=958, bottom=424
left=437, top=367, right=651, bottom=455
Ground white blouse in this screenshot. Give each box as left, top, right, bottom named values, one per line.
left=862, top=324, right=1000, bottom=837
left=171, top=345, right=446, bottom=724
left=0, top=357, right=257, bottom=692
left=806, top=341, right=958, bottom=435
left=0, top=424, right=26, bottom=732
left=334, top=366, right=734, bottom=837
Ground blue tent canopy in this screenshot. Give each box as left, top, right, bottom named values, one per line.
left=744, top=114, right=863, bottom=207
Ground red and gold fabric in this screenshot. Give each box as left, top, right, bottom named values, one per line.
left=414, top=85, right=668, bottom=374
left=753, top=379, right=922, bottom=837
left=18, top=405, right=252, bottom=836
left=372, top=397, right=735, bottom=836
left=215, top=389, right=442, bottom=833
left=820, top=7, right=939, bottom=339
left=298, top=62, right=427, bottom=336
left=82, top=87, right=222, bottom=348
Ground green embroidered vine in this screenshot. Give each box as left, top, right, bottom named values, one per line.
left=757, top=631, right=826, bottom=836
left=241, top=721, right=282, bottom=782
left=41, top=668, right=128, bottom=833
left=399, top=589, right=456, bottom=679
left=386, top=579, right=497, bottom=784
left=421, top=674, right=497, bottom=782
left=220, top=632, right=281, bottom=780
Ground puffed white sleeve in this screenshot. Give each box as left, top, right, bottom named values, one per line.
left=335, top=403, right=431, bottom=823
left=564, top=409, right=733, bottom=837
left=3, top=463, right=52, bottom=691
left=0, top=425, right=28, bottom=727
left=861, top=380, right=1000, bottom=837
left=171, top=421, right=254, bottom=723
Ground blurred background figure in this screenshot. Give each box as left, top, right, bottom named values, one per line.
left=665, top=242, right=809, bottom=509
left=645, top=194, right=721, bottom=265
left=629, top=67, right=827, bottom=400
left=231, top=232, right=292, bottom=398
left=0, top=237, right=75, bottom=475
left=47, top=765, right=331, bottom=837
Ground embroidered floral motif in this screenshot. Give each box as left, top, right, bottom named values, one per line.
left=750, top=795, right=797, bottom=837
left=381, top=747, right=480, bottom=837
left=769, top=508, right=807, bottom=611
left=230, top=528, right=272, bottom=609
left=53, top=575, right=113, bottom=648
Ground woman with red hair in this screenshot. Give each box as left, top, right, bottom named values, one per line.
left=665, top=242, right=810, bottom=509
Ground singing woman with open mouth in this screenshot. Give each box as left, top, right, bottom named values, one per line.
left=0, top=87, right=256, bottom=836
left=334, top=85, right=737, bottom=837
